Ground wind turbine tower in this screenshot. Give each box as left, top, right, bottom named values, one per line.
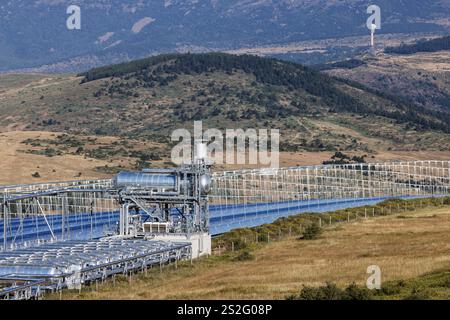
left=370, top=23, right=377, bottom=47
left=366, top=4, right=381, bottom=54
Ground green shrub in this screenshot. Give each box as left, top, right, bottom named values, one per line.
left=291, top=282, right=374, bottom=300
left=344, top=283, right=373, bottom=300
left=31, top=172, right=41, bottom=178
left=233, top=249, right=254, bottom=262
left=404, top=287, right=430, bottom=300
left=257, top=233, right=269, bottom=242
left=297, top=282, right=343, bottom=300
left=302, top=222, right=322, bottom=240
left=439, top=277, right=450, bottom=288
left=295, top=286, right=324, bottom=300
left=380, top=282, right=402, bottom=295
left=230, top=238, right=249, bottom=251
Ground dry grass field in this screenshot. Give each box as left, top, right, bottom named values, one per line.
left=0, top=130, right=174, bottom=185
left=55, top=205, right=450, bottom=300
left=0, top=131, right=112, bottom=185
left=2, top=129, right=449, bottom=185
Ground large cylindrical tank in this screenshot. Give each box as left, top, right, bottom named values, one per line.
left=200, top=174, right=212, bottom=194
left=114, top=172, right=177, bottom=189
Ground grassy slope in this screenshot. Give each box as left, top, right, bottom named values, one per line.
left=1, top=53, right=450, bottom=184
left=1, top=54, right=449, bottom=153
left=375, top=268, right=450, bottom=300
left=52, top=199, right=450, bottom=300
left=0, top=131, right=171, bottom=185
left=0, top=131, right=112, bottom=184
left=325, top=51, right=450, bottom=113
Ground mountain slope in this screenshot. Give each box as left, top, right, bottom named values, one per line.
left=79, top=53, right=450, bottom=134
left=1, top=53, right=449, bottom=158
left=322, top=48, right=450, bottom=113
left=1, top=0, right=449, bottom=72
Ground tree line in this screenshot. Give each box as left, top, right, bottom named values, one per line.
left=385, top=35, right=450, bottom=54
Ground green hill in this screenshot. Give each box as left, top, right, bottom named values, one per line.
left=80, top=53, right=450, bottom=134
left=1, top=53, right=450, bottom=163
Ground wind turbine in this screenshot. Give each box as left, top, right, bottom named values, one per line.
left=366, top=5, right=381, bottom=53
left=370, top=23, right=377, bottom=47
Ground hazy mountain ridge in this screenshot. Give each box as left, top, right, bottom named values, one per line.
left=1, top=0, right=449, bottom=72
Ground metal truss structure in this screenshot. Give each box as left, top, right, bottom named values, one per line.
left=209, top=160, right=450, bottom=233
left=0, top=160, right=449, bottom=299
left=0, top=238, right=190, bottom=300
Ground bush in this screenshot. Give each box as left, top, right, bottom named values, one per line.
left=295, top=286, right=324, bottom=300
left=404, top=287, right=430, bottom=300
left=344, top=283, right=373, bottom=300
left=301, top=222, right=322, bottom=240
left=233, top=249, right=254, bottom=261
left=297, top=282, right=343, bottom=300
left=257, top=233, right=269, bottom=242
left=380, top=282, right=402, bottom=296
left=31, top=172, right=41, bottom=178
left=291, top=282, right=373, bottom=300
left=229, top=238, right=249, bottom=251
left=439, top=276, right=450, bottom=288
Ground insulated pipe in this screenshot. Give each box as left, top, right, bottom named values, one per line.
left=119, top=203, right=131, bottom=236
left=114, top=172, right=177, bottom=189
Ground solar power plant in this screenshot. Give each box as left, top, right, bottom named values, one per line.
left=1, top=160, right=449, bottom=299
left=0, top=239, right=190, bottom=300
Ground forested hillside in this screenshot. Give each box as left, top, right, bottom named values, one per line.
left=81, top=53, right=450, bottom=134
left=385, top=35, right=450, bottom=54
left=1, top=53, right=450, bottom=172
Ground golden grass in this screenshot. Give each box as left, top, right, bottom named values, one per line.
left=0, top=130, right=178, bottom=185
left=3, top=129, right=448, bottom=185
left=0, top=131, right=112, bottom=185
left=56, top=206, right=450, bottom=300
